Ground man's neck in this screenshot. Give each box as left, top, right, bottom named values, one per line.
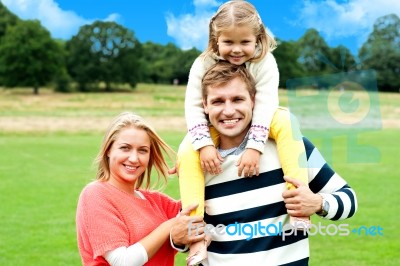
left=219, top=128, right=250, bottom=150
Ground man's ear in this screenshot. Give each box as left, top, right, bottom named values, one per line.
left=203, top=99, right=209, bottom=114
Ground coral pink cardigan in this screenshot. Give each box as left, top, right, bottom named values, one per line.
left=76, top=181, right=181, bottom=265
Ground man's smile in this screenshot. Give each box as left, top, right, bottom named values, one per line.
left=221, top=119, right=240, bottom=125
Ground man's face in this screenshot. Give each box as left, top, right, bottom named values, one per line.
left=203, top=76, right=254, bottom=149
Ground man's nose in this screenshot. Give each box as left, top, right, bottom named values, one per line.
left=223, top=102, right=235, bottom=116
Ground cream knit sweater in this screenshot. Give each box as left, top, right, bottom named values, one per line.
left=185, top=52, right=280, bottom=152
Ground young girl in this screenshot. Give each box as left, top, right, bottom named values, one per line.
left=178, top=1, right=310, bottom=265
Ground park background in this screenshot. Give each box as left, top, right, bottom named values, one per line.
left=1, top=0, right=400, bottom=265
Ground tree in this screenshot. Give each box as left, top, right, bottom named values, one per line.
left=139, top=42, right=200, bottom=85
left=0, top=2, right=19, bottom=38
left=329, top=45, right=357, bottom=72
left=297, top=29, right=334, bottom=76
left=0, top=20, right=63, bottom=94
left=0, top=2, right=20, bottom=85
left=172, top=47, right=201, bottom=84
left=273, top=39, right=305, bottom=88
left=66, top=21, right=141, bottom=91
left=359, top=14, right=400, bottom=92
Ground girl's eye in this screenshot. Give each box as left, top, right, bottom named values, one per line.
left=120, top=146, right=130, bottom=151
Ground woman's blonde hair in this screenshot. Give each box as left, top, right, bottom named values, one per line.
left=202, top=0, right=277, bottom=62
left=94, top=112, right=175, bottom=189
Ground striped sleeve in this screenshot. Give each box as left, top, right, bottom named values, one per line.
left=303, top=137, right=358, bottom=220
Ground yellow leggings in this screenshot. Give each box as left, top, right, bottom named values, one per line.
left=178, top=108, right=308, bottom=216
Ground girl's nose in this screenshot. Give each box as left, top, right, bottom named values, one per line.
left=232, top=45, right=241, bottom=53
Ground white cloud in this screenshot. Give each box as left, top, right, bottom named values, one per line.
left=0, top=0, right=120, bottom=39
left=166, top=0, right=221, bottom=50
left=297, top=0, right=400, bottom=46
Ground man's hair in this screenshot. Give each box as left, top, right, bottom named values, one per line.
left=201, top=61, right=256, bottom=100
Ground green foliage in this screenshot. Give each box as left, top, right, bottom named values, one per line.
left=0, top=19, right=63, bottom=94
left=329, top=45, right=357, bottom=72
left=140, top=42, right=200, bottom=84
left=54, top=68, right=73, bottom=93
left=0, top=2, right=19, bottom=38
left=359, top=14, right=400, bottom=92
left=274, top=39, right=305, bottom=88
left=297, top=29, right=332, bottom=76
left=0, top=6, right=398, bottom=92
left=65, top=21, right=141, bottom=91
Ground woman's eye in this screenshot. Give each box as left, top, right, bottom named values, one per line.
left=139, top=149, right=149, bottom=154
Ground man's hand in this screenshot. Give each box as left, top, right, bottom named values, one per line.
left=236, top=148, right=260, bottom=177
left=282, top=176, right=322, bottom=217
left=200, top=145, right=224, bottom=175
left=171, top=204, right=205, bottom=246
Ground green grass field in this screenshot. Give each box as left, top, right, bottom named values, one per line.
left=1, top=85, right=399, bottom=265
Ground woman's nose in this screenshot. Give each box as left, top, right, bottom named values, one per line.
left=128, top=151, right=139, bottom=162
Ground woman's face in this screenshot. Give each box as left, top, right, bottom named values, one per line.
left=107, top=126, right=150, bottom=193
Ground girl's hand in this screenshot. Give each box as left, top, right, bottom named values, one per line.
left=200, top=146, right=224, bottom=175
left=236, top=148, right=260, bottom=177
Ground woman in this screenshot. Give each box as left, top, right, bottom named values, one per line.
left=76, top=112, right=203, bottom=266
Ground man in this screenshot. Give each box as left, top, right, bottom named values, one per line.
left=174, top=61, right=357, bottom=265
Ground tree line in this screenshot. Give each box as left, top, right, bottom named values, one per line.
left=0, top=3, right=399, bottom=94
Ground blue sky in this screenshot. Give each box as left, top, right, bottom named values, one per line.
left=1, top=0, right=399, bottom=55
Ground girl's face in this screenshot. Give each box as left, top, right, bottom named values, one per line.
left=217, top=25, right=257, bottom=65
left=107, top=127, right=150, bottom=193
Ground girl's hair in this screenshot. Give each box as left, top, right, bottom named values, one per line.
left=202, top=61, right=256, bottom=100
left=202, top=0, right=277, bottom=62
left=94, top=112, right=175, bottom=189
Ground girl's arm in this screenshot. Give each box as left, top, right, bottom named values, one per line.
left=185, top=57, right=215, bottom=150
left=246, top=52, right=280, bottom=152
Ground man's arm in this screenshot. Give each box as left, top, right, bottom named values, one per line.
left=282, top=137, right=358, bottom=220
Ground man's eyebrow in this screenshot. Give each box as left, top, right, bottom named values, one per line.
left=209, top=95, right=223, bottom=100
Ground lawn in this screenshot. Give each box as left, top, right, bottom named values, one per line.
left=0, top=85, right=399, bottom=265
